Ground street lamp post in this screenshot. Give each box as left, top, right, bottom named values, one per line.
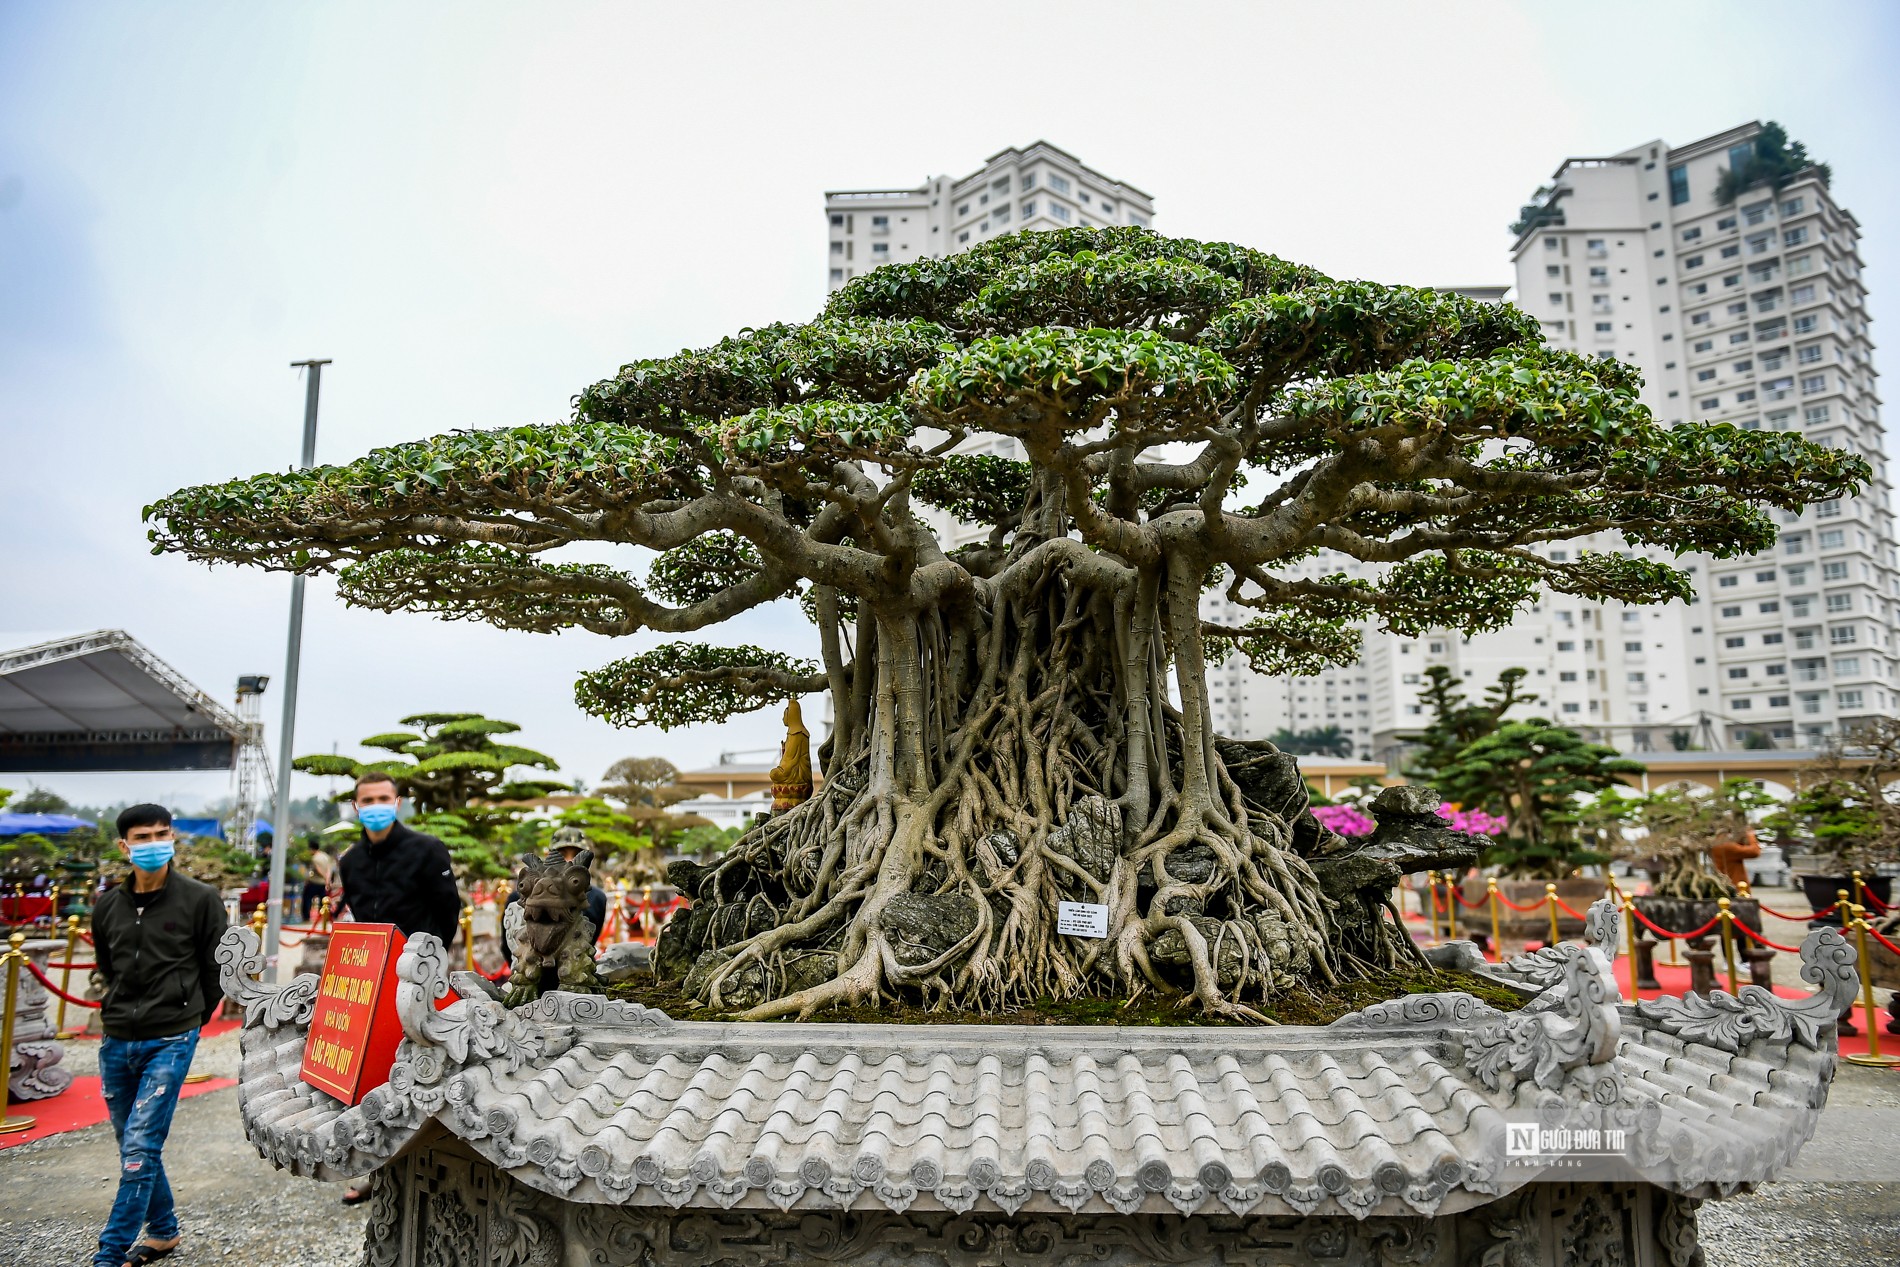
left=265, top=359, right=330, bottom=967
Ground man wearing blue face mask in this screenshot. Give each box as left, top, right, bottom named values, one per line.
left=89, top=803, right=228, bottom=1267
left=334, top=771, right=462, bottom=957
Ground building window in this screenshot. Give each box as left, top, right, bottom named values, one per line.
left=1830, top=626, right=1857, bottom=645
left=1800, top=374, right=1827, bottom=394
left=993, top=204, right=1010, bottom=223
left=957, top=231, right=970, bottom=243
left=1050, top=203, right=1071, bottom=222
left=956, top=203, right=969, bottom=216
left=1731, top=698, right=1753, bottom=710
left=1720, top=605, right=1742, bottom=618
left=1823, top=562, right=1849, bottom=582
left=1700, top=397, right=1720, bottom=410
left=1047, top=174, right=1070, bottom=195
left=1557, top=640, right=1576, bottom=652
left=1021, top=201, right=1036, bottom=218
left=1625, top=641, right=1643, bottom=653
left=1684, top=254, right=1705, bottom=270
left=1022, top=174, right=1036, bottom=190
left=830, top=241, right=844, bottom=255
left=1781, top=197, right=1804, bottom=216
left=1798, top=345, right=1822, bottom=364
left=1784, top=227, right=1809, bottom=246
left=1728, top=668, right=1749, bottom=680
left=1839, top=690, right=1865, bottom=709
left=1718, top=574, right=1738, bottom=587
left=828, top=268, right=844, bottom=284
left=872, top=242, right=889, bottom=256
left=1562, top=702, right=1582, bottom=714
left=1681, top=226, right=1702, bottom=241
left=1759, top=600, right=1780, bottom=613
left=1697, top=369, right=1716, bottom=382
left=1835, top=657, right=1862, bottom=675
left=1669, top=165, right=1689, bottom=205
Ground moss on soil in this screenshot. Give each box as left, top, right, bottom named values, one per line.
left=604, top=965, right=1526, bottom=1027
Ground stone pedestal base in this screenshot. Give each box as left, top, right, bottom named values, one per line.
left=8, top=939, right=73, bottom=1101
left=360, top=1132, right=1703, bottom=1267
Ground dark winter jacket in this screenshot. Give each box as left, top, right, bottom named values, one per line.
left=91, top=868, right=229, bottom=1041
left=337, top=821, right=462, bottom=947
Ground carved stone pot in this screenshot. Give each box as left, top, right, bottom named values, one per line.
left=215, top=907, right=1859, bottom=1267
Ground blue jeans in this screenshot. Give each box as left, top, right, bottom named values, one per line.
left=95, top=1030, right=199, bottom=1267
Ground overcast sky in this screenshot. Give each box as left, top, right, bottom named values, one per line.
left=3, top=1, right=1897, bottom=813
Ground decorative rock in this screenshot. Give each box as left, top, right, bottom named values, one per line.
left=595, top=941, right=652, bottom=983
left=1046, top=795, right=1120, bottom=884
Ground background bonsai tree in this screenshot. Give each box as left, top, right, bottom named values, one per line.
left=596, top=755, right=707, bottom=850
left=1431, top=720, right=1645, bottom=880
left=1764, top=718, right=1900, bottom=877
left=1401, top=666, right=1535, bottom=787
left=1586, top=778, right=1773, bottom=901
left=525, top=797, right=660, bottom=881
left=148, top=226, right=1864, bottom=1020
left=293, top=712, right=568, bottom=877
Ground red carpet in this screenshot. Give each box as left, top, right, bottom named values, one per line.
left=0, top=1020, right=245, bottom=1150
left=0, top=1075, right=235, bottom=1150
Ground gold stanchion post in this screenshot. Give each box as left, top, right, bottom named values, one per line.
left=1845, top=903, right=1900, bottom=1068
left=461, top=907, right=476, bottom=972
left=1, top=932, right=39, bottom=1134
left=1623, top=897, right=1641, bottom=1001
left=55, top=914, right=83, bottom=1039
left=1717, top=897, right=1740, bottom=995
left=1852, top=870, right=1866, bottom=911
left=1424, top=873, right=1440, bottom=945
left=1487, top=877, right=1503, bottom=962
left=1545, top=882, right=1561, bottom=950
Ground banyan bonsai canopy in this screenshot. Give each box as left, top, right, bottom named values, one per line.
left=146, top=227, right=1868, bottom=1022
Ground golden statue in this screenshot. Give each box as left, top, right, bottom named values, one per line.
left=769, top=699, right=813, bottom=811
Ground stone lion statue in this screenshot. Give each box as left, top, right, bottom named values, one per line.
left=501, top=836, right=602, bottom=1006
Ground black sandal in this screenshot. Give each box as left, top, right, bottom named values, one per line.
left=123, top=1243, right=178, bottom=1266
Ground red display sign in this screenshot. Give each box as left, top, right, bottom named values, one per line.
left=301, top=923, right=406, bottom=1105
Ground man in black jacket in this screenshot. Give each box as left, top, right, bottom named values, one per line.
left=335, top=772, right=462, bottom=947
left=335, top=772, right=464, bottom=1204
left=90, top=803, right=228, bottom=1267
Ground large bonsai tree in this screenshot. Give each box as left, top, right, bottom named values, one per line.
left=146, top=226, right=1864, bottom=1019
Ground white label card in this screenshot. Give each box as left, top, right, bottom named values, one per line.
left=1056, top=901, right=1110, bottom=939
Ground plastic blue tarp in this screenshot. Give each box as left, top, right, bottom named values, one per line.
left=0, top=812, right=95, bottom=837
left=173, top=817, right=225, bottom=841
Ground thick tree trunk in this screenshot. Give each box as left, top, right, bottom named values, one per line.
left=658, top=561, right=1408, bottom=1019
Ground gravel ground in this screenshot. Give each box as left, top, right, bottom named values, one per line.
left=1, top=1027, right=365, bottom=1267
left=5, top=941, right=1898, bottom=1266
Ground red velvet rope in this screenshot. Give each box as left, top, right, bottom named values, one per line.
left=42, top=960, right=95, bottom=971
left=1628, top=905, right=1725, bottom=940
left=1864, top=888, right=1892, bottom=914
left=1454, top=889, right=1491, bottom=910
left=1757, top=901, right=1836, bottom=921
left=1868, top=923, right=1900, bottom=958
left=1554, top=897, right=1592, bottom=921
left=1495, top=891, right=1548, bottom=913
left=22, top=957, right=102, bottom=1007
left=1730, top=920, right=1804, bottom=954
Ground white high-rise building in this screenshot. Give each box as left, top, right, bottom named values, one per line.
left=824, top=141, right=1155, bottom=294
left=828, top=142, right=1157, bottom=552
left=1212, top=123, right=1892, bottom=762
left=1506, top=122, right=1893, bottom=753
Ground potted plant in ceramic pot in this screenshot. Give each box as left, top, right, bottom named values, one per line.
left=150, top=227, right=1869, bottom=1265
